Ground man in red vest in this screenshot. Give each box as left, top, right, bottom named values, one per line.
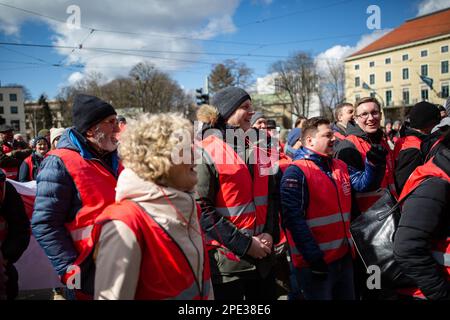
left=334, top=97, right=393, bottom=214
left=196, top=86, right=280, bottom=300
left=394, top=134, right=450, bottom=300
left=331, top=102, right=355, bottom=143
left=393, top=101, right=441, bottom=194
left=31, top=94, right=121, bottom=299
left=0, top=125, right=31, bottom=180
left=281, top=117, right=385, bottom=300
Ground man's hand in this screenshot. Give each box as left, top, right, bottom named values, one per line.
left=366, top=144, right=388, bottom=165
left=247, top=236, right=271, bottom=259
left=256, top=233, right=273, bottom=249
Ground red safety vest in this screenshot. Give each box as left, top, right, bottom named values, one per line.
left=346, top=134, right=397, bottom=212
left=47, top=148, right=121, bottom=277
left=200, top=135, right=269, bottom=260
left=397, top=159, right=450, bottom=299
left=393, top=135, right=421, bottom=161
left=334, top=131, right=346, bottom=141
left=23, top=155, right=34, bottom=181
left=93, top=200, right=211, bottom=300
left=285, top=158, right=353, bottom=268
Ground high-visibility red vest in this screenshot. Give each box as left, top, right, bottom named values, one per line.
left=275, top=157, right=293, bottom=247
left=334, top=131, right=346, bottom=141
left=93, top=200, right=211, bottom=300
left=200, top=135, right=269, bottom=259
left=393, top=135, right=421, bottom=161
left=47, top=148, right=122, bottom=276
left=23, top=155, right=34, bottom=181
left=346, top=134, right=397, bottom=212
left=285, top=158, right=353, bottom=268
left=397, top=159, right=450, bottom=299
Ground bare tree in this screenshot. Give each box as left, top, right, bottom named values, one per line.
left=317, top=58, right=345, bottom=120
left=224, top=59, right=253, bottom=89
left=270, top=52, right=318, bottom=117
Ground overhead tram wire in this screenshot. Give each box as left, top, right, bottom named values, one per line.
left=0, top=1, right=263, bottom=47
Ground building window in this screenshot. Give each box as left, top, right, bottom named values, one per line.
left=421, top=88, right=429, bottom=101
left=402, top=89, right=410, bottom=104
left=442, top=45, right=448, bottom=53
left=10, top=120, right=20, bottom=132
left=420, top=50, right=428, bottom=57
left=370, top=92, right=376, bottom=98
left=355, top=94, right=360, bottom=102
left=0, top=94, right=3, bottom=101
left=9, top=93, right=17, bottom=101
left=385, top=71, right=392, bottom=82
left=355, top=77, right=360, bottom=87
left=402, top=54, right=409, bottom=61
left=354, top=64, right=360, bottom=70
left=369, top=61, right=375, bottom=67
left=442, top=61, right=449, bottom=74
left=385, top=57, right=391, bottom=64
left=10, top=106, right=18, bottom=114
left=386, top=90, right=392, bottom=106
left=402, top=68, right=409, bottom=80
left=442, top=84, right=449, bottom=98
left=369, top=74, right=375, bottom=85
left=0, top=106, right=3, bottom=114
left=421, top=64, right=428, bottom=76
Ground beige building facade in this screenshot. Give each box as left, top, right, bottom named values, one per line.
left=0, top=86, right=27, bottom=136
left=344, top=9, right=450, bottom=121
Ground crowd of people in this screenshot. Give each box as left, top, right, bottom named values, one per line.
left=0, top=88, right=448, bottom=301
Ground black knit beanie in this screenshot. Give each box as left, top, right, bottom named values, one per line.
left=72, top=94, right=117, bottom=133
left=211, top=87, right=251, bottom=120
left=409, top=101, right=441, bottom=129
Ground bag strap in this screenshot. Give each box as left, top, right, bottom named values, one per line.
left=385, top=177, right=432, bottom=216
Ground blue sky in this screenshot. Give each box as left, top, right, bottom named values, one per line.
left=0, top=0, right=448, bottom=101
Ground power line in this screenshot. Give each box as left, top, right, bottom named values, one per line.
left=0, top=1, right=263, bottom=47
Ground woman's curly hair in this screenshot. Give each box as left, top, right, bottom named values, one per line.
left=118, top=113, right=192, bottom=184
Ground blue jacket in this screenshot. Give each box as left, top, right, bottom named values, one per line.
left=31, top=128, right=120, bottom=275
left=280, top=147, right=380, bottom=264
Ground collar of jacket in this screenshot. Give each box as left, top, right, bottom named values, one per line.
left=346, top=121, right=384, bottom=143
left=400, top=126, right=427, bottom=139
left=292, top=147, right=333, bottom=171
left=434, top=147, right=450, bottom=177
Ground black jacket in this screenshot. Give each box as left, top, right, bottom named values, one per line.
left=1, top=181, right=30, bottom=263
left=394, top=127, right=427, bottom=194
left=394, top=148, right=450, bottom=300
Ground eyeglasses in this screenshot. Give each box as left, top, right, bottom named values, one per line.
left=355, top=111, right=381, bottom=120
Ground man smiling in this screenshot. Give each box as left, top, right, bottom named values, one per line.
left=32, top=94, right=122, bottom=299
left=281, top=117, right=383, bottom=300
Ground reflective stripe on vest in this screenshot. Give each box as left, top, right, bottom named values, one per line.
left=346, top=134, right=397, bottom=212
left=46, top=148, right=120, bottom=274
left=285, top=158, right=353, bottom=268
left=397, top=160, right=450, bottom=299
left=94, top=200, right=212, bottom=300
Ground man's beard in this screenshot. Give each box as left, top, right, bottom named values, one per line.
left=92, top=127, right=118, bottom=153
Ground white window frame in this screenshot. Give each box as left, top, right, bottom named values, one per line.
left=420, top=49, right=428, bottom=58
left=402, top=88, right=410, bottom=104
left=441, top=81, right=449, bottom=98
left=421, top=64, right=428, bottom=76
left=385, top=71, right=392, bottom=82
left=402, top=53, right=409, bottom=61
left=441, top=45, right=449, bottom=54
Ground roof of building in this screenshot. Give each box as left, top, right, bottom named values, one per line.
left=348, top=8, right=450, bottom=59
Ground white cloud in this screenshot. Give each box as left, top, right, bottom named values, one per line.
left=67, top=72, right=84, bottom=85
left=315, top=29, right=392, bottom=74
left=416, top=0, right=450, bottom=16
left=0, top=0, right=240, bottom=83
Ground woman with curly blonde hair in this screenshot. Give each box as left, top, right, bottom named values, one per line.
left=92, top=113, right=212, bottom=300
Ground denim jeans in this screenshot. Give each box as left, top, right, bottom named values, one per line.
left=295, top=254, right=355, bottom=300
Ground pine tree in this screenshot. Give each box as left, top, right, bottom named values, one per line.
left=208, top=64, right=235, bottom=94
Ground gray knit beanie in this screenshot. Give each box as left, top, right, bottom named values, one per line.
left=211, top=87, right=251, bottom=120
